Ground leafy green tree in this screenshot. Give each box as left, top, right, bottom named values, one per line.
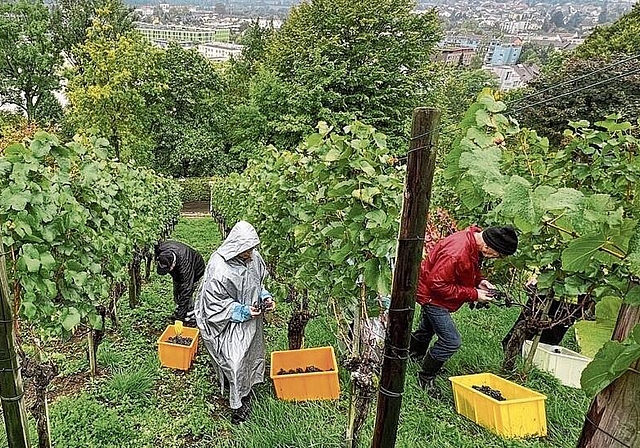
left=152, top=43, right=232, bottom=177
left=65, top=8, right=164, bottom=163
left=261, top=0, right=442, bottom=150
left=427, top=66, right=498, bottom=128
left=223, top=22, right=279, bottom=162
left=0, top=0, right=62, bottom=122
left=517, top=42, right=555, bottom=66
left=51, top=0, right=134, bottom=66
left=512, top=4, right=640, bottom=145
left=226, top=21, right=275, bottom=101
left=575, top=3, right=640, bottom=59
left=512, top=56, right=640, bottom=145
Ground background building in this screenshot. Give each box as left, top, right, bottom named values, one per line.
left=197, top=42, right=244, bottom=61
left=483, top=64, right=540, bottom=91
left=436, top=47, right=476, bottom=66
left=135, top=22, right=231, bottom=45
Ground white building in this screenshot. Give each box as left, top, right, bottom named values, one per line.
left=483, top=64, right=540, bottom=91
left=500, top=20, right=543, bottom=34
left=134, top=6, right=154, bottom=18
left=197, top=42, right=244, bottom=62
left=135, top=22, right=231, bottom=45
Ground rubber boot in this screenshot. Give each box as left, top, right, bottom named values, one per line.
left=418, top=352, right=445, bottom=396
left=231, top=394, right=252, bottom=425
left=409, top=334, right=429, bottom=363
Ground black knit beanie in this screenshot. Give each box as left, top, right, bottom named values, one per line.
left=482, top=226, right=518, bottom=256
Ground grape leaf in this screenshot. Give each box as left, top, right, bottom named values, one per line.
left=561, top=234, right=607, bottom=272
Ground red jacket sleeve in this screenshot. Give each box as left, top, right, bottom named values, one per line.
left=424, top=255, right=478, bottom=302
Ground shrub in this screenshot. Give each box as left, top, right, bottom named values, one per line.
left=177, top=177, right=212, bottom=202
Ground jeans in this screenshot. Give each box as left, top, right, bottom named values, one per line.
left=413, top=304, right=461, bottom=362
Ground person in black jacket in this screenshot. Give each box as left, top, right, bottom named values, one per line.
left=155, top=241, right=206, bottom=326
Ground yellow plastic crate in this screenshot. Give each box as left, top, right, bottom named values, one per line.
left=157, top=324, right=199, bottom=370
left=449, top=373, right=547, bottom=438
left=270, top=346, right=340, bottom=401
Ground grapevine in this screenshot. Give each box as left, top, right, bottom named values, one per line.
left=443, top=92, right=640, bottom=395
left=0, top=132, right=181, bottom=337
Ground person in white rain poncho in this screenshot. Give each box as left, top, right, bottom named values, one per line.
left=194, top=221, right=275, bottom=424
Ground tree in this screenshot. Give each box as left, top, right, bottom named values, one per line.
left=517, top=42, right=555, bottom=66
left=513, top=57, right=640, bottom=145
left=261, top=0, right=442, bottom=150
left=426, top=66, right=498, bottom=129
left=575, top=3, right=640, bottom=59
left=548, top=10, right=565, bottom=30
left=151, top=43, right=232, bottom=177
left=65, top=7, right=164, bottom=163
left=51, top=0, right=134, bottom=66
left=0, top=0, right=62, bottom=122
left=514, top=5, right=640, bottom=144
left=226, top=21, right=275, bottom=101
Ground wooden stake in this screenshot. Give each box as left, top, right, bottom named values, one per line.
left=346, top=282, right=366, bottom=448
left=576, top=302, right=640, bottom=448
left=371, top=107, right=440, bottom=448
left=0, top=227, right=31, bottom=447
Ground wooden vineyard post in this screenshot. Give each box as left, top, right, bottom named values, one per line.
left=371, top=107, right=440, bottom=448
left=0, top=226, right=31, bottom=447
left=576, top=302, right=640, bottom=448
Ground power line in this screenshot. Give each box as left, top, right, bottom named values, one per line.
left=509, top=67, right=640, bottom=114
left=506, top=53, right=640, bottom=107
left=399, top=62, right=640, bottom=158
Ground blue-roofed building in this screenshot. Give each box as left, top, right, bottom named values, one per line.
left=487, top=43, right=522, bottom=66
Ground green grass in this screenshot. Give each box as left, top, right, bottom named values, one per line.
left=10, top=216, right=589, bottom=447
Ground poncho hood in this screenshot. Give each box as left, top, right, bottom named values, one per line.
left=217, top=221, right=260, bottom=261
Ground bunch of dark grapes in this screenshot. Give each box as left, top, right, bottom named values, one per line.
left=472, top=385, right=506, bottom=401
left=276, top=365, right=329, bottom=375
left=253, top=301, right=269, bottom=313
left=488, top=289, right=515, bottom=308
left=167, top=335, right=193, bottom=346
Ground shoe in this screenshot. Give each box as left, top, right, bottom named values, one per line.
left=230, top=411, right=245, bottom=425
left=417, top=375, right=442, bottom=398
left=409, top=335, right=429, bottom=363
left=230, top=394, right=252, bottom=425
left=417, top=375, right=436, bottom=389
left=417, top=352, right=445, bottom=395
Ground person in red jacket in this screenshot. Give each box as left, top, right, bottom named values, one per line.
left=409, top=225, right=518, bottom=391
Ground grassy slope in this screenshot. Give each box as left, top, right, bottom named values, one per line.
left=14, top=217, right=588, bottom=447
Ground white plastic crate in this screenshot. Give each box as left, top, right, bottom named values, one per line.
left=522, top=340, right=592, bottom=388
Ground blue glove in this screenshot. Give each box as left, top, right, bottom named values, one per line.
left=260, top=289, right=272, bottom=300
left=230, top=303, right=252, bottom=322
